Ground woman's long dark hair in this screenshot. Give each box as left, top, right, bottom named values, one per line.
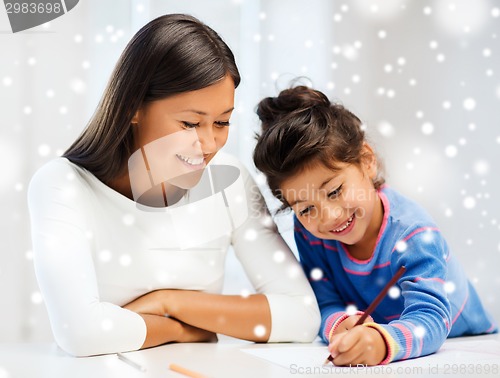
left=64, top=14, right=240, bottom=183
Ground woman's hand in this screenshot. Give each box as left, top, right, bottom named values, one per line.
left=328, top=326, right=386, bottom=366
left=177, top=321, right=218, bottom=343
left=123, top=290, right=168, bottom=316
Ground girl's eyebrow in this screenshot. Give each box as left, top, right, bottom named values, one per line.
left=320, top=176, right=336, bottom=189
left=288, top=176, right=339, bottom=206
left=289, top=198, right=306, bottom=207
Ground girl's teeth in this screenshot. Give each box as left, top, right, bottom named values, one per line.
left=333, top=214, right=354, bottom=232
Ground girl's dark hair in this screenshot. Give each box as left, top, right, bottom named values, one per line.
left=64, top=14, right=240, bottom=183
left=253, top=86, right=385, bottom=208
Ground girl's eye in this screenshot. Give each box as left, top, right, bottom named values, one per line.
left=215, top=121, right=231, bottom=128
left=328, top=184, right=343, bottom=199
left=299, top=206, right=313, bottom=217
left=181, top=121, right=200, bottom=129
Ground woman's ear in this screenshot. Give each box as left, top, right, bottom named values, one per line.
left=131, top=109, right=141, bottom=125
left=361, top=142, right=378, bottom=179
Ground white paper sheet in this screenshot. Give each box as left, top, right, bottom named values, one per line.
left=240, top=339, right=500, bottom=371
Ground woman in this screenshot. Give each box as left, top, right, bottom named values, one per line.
left=28, top=14, right=320, bottom=357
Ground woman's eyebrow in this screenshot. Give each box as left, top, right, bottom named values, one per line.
left=180, top=107, right=234, bottom=116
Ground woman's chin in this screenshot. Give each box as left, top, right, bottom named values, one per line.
left=167, top=168, right=205, bottom=189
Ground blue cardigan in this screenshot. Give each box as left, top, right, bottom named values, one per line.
left=295, top=186, right=497, bottom=364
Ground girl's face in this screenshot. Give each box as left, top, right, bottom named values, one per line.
left=281, top=146, right=383, bottom=251
left=130, top=75, right=235, bottom=191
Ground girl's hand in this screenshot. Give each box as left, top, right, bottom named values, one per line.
left=328, top=326, right=386, bottom=366
left=330, top=314, right=374, bottom=338
left=123, top=290, right=167, bottom=316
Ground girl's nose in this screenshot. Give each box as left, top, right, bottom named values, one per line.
left=319, top=203, right=343, bottom=227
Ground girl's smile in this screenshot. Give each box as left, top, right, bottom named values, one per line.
left=328, top=213, right=356, bottom=235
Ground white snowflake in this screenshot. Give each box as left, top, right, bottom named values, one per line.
left=345, top=304, right=358, bottom=315
left=99, top=249, right=112, bottom=262
left=273, top=250, right=285, bottom=263
left=119, top=255, right=131, bottom=266
left=414, top=326, right=426, bottom=338
left=463, top=196, right=476, bottom=209
left=2, top=76, right=12, bottom=86
left=38, top=144, right=51, bottom=157
left=122, top=214, right=135, bottom=226
left=244, top=228, right=258, bottom=241
left=473, top=160, right=489, bottom=176
left=444, top=145, right=458, bottom=158
left=377, top=121, right=395, bottom=137
left=421, top=122, right=434, bottom=135
left=463, top=97, right=476, bottom=110
left=310, top=268, right=323, bottom=281
left=444, top=281, right=456, bottom=294
left=388, top=286, right=401, bottom=299
left=31, top=291, right=43, bottom=304
left=253, top=325, right=266, bottom=337
left=395, top=240, right=408, bottom=252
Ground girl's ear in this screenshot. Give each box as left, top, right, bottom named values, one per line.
left=361, top=142, right=377, bottom=179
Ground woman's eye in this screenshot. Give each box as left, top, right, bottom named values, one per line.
left=328, top=185, right=343, bottom=199
left=215, top=121, right=231, bottom=128
left=181, top=121, right=200, bottom=128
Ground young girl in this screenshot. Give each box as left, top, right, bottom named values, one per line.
left=253, top=85, right=497, bottom=366
left=28, top=15, right=320, bottom=357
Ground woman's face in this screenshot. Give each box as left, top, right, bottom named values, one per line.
left=130, top=75, right=235, bottom=194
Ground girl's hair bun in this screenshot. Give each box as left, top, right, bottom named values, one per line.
left=256, top=86, right=330, bottom=129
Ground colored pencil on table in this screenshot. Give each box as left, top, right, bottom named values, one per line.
left=323, top=265, right=406, bottom=365
left=169, top=363, right=209, bottom=378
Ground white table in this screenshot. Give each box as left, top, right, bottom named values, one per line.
left=0, top=334, right=499, bottom=378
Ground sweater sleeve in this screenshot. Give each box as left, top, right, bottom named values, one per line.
left=294, top=220, right=361, bottom=343
left=28, top=161, right=147, bottom=357
left=369, top=227, right=452, bottom=364
left=230, top=165, right=320, bottom=342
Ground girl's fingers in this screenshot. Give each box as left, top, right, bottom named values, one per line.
left=328, top=330, right=347, bottom=356
left=333, top=344, right=365, bottom=367
left=332, top=326, right=385, bottom=366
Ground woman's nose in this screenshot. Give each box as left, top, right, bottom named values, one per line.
left=194, top=127, right=217, bottom=154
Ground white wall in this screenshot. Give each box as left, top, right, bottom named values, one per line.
left=0, top=0, right=499, bottom=342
